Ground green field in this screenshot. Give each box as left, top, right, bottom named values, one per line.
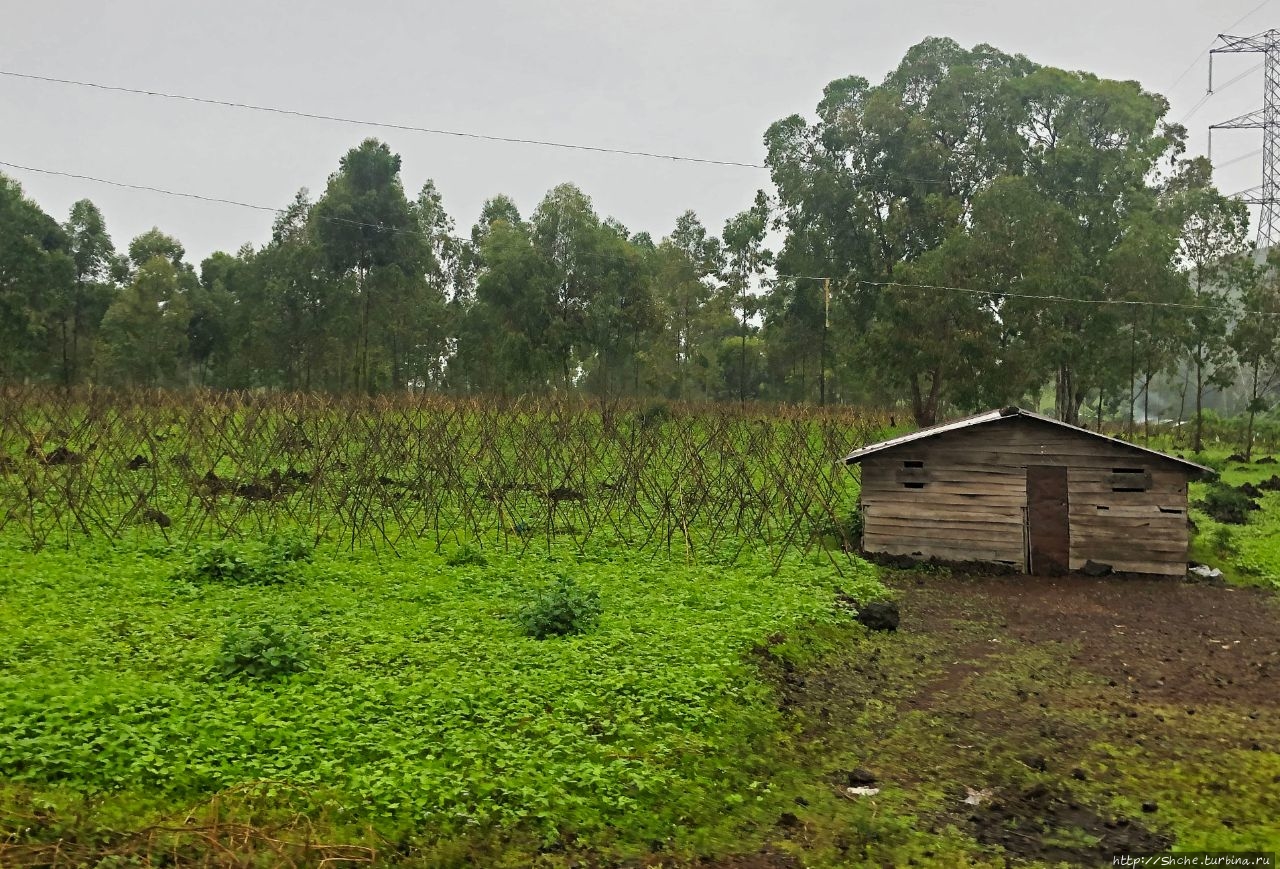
left=3, top=398, right=1280, bottom=867
left=0, top=530, right=887, bottom=866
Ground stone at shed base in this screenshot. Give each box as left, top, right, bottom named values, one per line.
left=857, top=601, right=900, bottom=632
left=1081, top=560, right=1112, bottom=577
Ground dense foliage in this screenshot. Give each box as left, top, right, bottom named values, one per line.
left=517, top=574, right=603, bottom=639
left=0, top=534, right=883, bottom=856
left=3, top=37, right=1279, bottom=450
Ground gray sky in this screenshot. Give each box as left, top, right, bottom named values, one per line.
left=0, top=0, right=1272, bottom=264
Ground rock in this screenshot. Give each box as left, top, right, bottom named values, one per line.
left=1021, top=754, right=1048, bottom=772
left=1227, top=453, right=1249, bottom=463
left=857, top=601, right=899, bottom=632
left=1258, top=456, right=1277, bottom=465
left=1081, top=560, right=1112, bottom=577
left=846, top=768, right=878, bottom=787
left=1142, top=801, right=1158, bottom=813
left=777, top=811, right=800, bottom=828
left=1188, top=564, right=1223, bottom=581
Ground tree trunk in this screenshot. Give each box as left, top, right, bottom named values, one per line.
left=1246, top=365, right=1260, bottom=461
left=1194, top=351, right=1205, bottom=454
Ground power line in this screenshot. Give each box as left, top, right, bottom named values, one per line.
left=1165, top=0, right=1274, bottom=94
left=7, top=156, right=1273, bottom=320
left=1216, top=146, right=1264, bottom=169
left=0, top=69, right=767, bottom=170
left=0, top=158, right=442, bottom=245
left=774, top=273, right=1280, bottom=318
left=1180, top=60, right=1265, bottom=125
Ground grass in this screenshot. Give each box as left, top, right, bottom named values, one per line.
left=1184, top=449, right=1280, bottom=588
left=3, top=414, right=1279, bottom=867
left=0, top=530, right=884, bottom=865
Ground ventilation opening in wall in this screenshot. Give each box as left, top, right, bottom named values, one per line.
left=903, top=482, right=925, bottom=489
left=1159, top=507, right=1185, bottom=515
left=903, top=460, right=924, bottom=468
left=1112, top=467, right=1147, bottom=492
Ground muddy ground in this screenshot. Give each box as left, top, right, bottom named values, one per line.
left=738, top=571, right=1280, bottom=868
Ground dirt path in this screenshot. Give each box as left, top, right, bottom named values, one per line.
left=759, top=571, right=1280, bottom=868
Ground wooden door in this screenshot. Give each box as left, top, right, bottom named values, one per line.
left=1026, top=465, right=1069, bottom=576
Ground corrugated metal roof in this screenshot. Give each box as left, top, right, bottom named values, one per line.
left=843, top=406, right=1215, bottom=477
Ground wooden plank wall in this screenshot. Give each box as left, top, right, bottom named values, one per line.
left=858, top=418, right=1189, bottom=576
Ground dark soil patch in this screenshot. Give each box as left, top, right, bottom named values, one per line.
left=932, top=574, right=1280, bottom=707
left=758, top=570, right=1280, bottom=866
left=970, top=783, right=1170, bottom=866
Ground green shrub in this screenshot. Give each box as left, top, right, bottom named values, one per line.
left=183, top=542, right=258, bottom=584
left=215, top=620, right=311, bottom=679
left=446, top=543, right=488, bottom=567
left=179, top=538, right=308, bottom=585
left=1210, top=526, right=1239, bottom=556
left=1198, top=485, right=1259, bottom=525
left=517, top=575, right=602, bottom=639
left=637, top=401, right=672, bottom=428
left=266, top=531, right=315, bottom=564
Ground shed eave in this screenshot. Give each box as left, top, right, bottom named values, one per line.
left=843, top=407, right=1215, bottom=479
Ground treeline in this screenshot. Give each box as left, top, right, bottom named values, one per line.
left=3, top=37, right=1280, bottom=450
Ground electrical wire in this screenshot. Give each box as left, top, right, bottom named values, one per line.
left=6, top=157, right=1274, bottom=319
left=0, top=69, right=767, bottom=170
left=1165, top=0, right=1273, bottom=94
left=1215, top=147, right=1264, bottom=169
left=774, top=274, right=1280, bottom=318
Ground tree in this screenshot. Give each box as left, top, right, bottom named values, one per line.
left=1229, top=254, right=1280, bottom=459
left=0, top=174, right=73, bottom=381
left=57, top=199, right=117, bottom=385
left=721, top=191, right=772, bottom=403
left=98, top=256, right=190, bottom=386
left=1169, top=158, right=1252, bottom=453
left=311, top=139, right=426, bottom=392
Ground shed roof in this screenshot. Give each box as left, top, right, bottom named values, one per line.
left=843, top=406, right=1215, bottom=477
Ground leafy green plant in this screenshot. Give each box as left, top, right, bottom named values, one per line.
left=1198, top=484, right=1258, bottom=525
left=182, top=542, right=258, bottom=584
left=178, top=538, right=308, bottom=585
left=446, top=543, right=488, bottom=567
left=1210, top=526, right=1239, bottom=557
left=215, top=619, right=311, bottom=679
left=516, top=574, right=602, bottom=639
left=266, top=531, right=315, bottom=564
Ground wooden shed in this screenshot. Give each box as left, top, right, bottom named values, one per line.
left=844, top=406, right=1213, bottom=577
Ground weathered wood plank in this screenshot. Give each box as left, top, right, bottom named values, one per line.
left=865, top=524, right=1025, bottom=545
left=1068, top=556, right=1186, bottom=576
left=865, top=539, right=1025, bottom=563
left=867, top=510, right=1022, bottom=528
left=1070, top=537, right=1188, bottom=555
left=861, top=493, right=1027, bottom=509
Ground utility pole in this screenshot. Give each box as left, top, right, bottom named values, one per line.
left=819, top=277, right=830, bottom=407
left=1210, top=30, right=1280, bottom=249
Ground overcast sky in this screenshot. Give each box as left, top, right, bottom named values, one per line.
left=0, top=0, right=1273, bottom=264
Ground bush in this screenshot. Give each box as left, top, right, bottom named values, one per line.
left=183, top=542, right=258, bottom=584
left=517, top=575, right=602, bottom=639
left=179, top=538, right=308, bottom=585
left=1210, top=526, right=1239, bottom=556
left=1198, top=484, right=1259, bottom=525
left=447, top=543, right=488, bottom=567
left=266, top=531, right=315, bottom=564
left=637, top=401, right=672, bottom=429
left=215, top=620, right=311, bottom=679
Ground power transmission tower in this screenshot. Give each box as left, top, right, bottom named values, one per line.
left=1210, top=30, right=1280, bottom=249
